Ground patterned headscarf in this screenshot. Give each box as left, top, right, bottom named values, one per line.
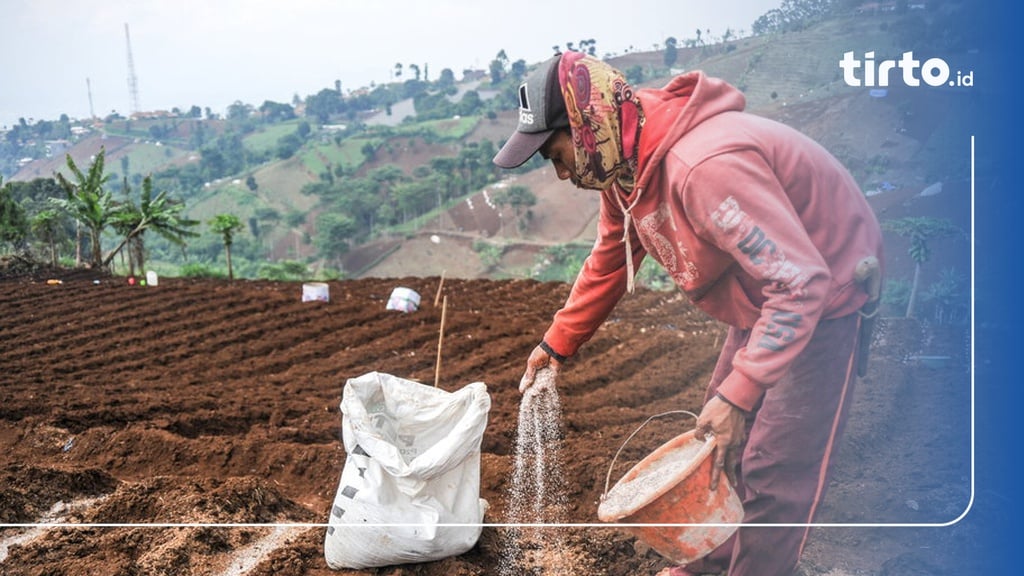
left=558, top=52, right=645, bottom=192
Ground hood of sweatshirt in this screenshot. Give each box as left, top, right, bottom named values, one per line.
left=610, top=71, right=747, bottom=291
left=634, top=71, right=748, bottom=195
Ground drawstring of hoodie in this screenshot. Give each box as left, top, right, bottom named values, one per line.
left=613, top=183, right=637, bottom=294
left=557, top=53, right=646, bottom=295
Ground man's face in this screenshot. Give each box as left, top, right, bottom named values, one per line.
left=539, top=130, right=591, bottom=190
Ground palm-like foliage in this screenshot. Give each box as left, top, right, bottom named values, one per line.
left=881, top=216, right=963, bottom=318
left=209, top=213, right=245, bottom=280
left=104, top=176, right=200, bottom=272
left=52, top=148, right=113, bottom=268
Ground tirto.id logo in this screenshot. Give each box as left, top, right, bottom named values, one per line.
left=840, top=51, right=974, bottom=87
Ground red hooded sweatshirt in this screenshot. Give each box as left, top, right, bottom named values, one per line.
left=542, top=71, right=884, bottom=411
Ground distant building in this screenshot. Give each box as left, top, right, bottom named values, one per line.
left=130, top=110, right=174, bottom=120
left=45, top=140, right=71, bottom=158
left=856, top=2, right=897, bottom=14
left=461, top=69, right=488, bottom=82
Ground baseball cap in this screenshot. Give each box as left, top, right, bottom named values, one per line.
left=493, top=55, right=569, bottom=169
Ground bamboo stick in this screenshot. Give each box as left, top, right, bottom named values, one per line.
left=434, top=295, right=448, bottom=388
left=434, top=269, right=446, bottom=307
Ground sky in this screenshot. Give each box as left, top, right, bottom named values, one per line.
left=0, top=0, right=781, bottom=129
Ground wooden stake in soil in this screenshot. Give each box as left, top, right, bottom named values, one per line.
left=434, top=270, right=446, bottom=307
left=434, top=295, right=448, bottom=388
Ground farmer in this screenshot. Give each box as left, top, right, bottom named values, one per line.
left=493, top=52, right=884, bottom=576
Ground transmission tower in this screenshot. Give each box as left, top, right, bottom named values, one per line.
left=86, top=77, right=96, bottom=120
left=124, top=23, right=141, bottom=115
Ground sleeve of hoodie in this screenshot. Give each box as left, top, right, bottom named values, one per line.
left=541, top=186, right=648, bottom=360
left=683, top=150, right=832, bottom=412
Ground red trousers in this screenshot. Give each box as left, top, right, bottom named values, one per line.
left=686, top=314, right=861, bottom=576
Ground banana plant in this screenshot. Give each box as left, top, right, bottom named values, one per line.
left=52, top=148, right=113, bottom=268
left=103, top=175, right=199, bottom=272
left=881, top=216, right=963, bottom=318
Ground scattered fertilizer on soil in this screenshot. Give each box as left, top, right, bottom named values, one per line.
left=0, top=496, right=105, bottom=562
left=218, top=525, right=305, bottom=576
left=499, top=367, right=573, bottom=575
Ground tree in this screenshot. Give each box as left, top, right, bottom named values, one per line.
left=253, top=206, right=281, bottom=251
left=1, top=176, right=29, bottom=252
left=284, top=209, right=307, bottom=256
left=510, top=59, right=527, bottom=79
left=30, top=209, right=66, bottom=267
left=664, top=37, right=678, bottom=68
left=488, top=59, right=504, bottom=85
left=492, top=184, right=536, bottom=236
left=881, top=216, right=962, bottom=318
left=577, top=38, right=597, bottom=56
left=259, top=100, right=296, bottom=123
left=53, top=148, right=114, bottom=268
left=209, top=214, right=245, bottom=280
left=227, top=100, right=253, bottom=122
left=361, top=141, right=378, bottom=162
left=457, top=90, right=483, bottom=116
left=625, top=65, right=645, bottom=85
left=489, top=49, right=509, bottom=84
left=305, top=88, right=345, bottom=124
left=437, top=68, right=456, bottom=88
left=313, top=212, right=357, bottom=270
left=103, top=175, right=199, bottom=272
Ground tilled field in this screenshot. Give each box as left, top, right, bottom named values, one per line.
left=1, top=269, right=974, bottom=575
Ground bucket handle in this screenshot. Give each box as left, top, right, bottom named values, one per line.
left=602, top=410, right=699, bottom=499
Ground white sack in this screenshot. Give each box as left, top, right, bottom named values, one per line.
left=324, top=371, right=491, bottom=569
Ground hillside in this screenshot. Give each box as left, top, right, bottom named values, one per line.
left=357, top=14, right=973, bottom=292
left=6, top=11, right=974, bottom=296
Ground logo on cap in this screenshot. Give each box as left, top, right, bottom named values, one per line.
left=518, top=83, right=536, bottom=126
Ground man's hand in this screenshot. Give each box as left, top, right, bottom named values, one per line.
left=519, top=345, right=561, bottom=393
left=694, top=394, right=747, bottom=491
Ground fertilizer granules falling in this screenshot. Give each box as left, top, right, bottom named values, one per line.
left=498, top=368, right=573, bottom=575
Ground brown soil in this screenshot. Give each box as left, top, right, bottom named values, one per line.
left=1, top=264, right=974, bottom=575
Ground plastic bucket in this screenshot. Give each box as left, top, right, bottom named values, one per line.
left=385, top=287, right=421, bottom=312
left=302, top=282, right=330, bottom=302
left=597, top=411, right=742, bottom=565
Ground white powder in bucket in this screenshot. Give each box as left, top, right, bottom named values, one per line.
left=600, top=436, right=707, bottom=519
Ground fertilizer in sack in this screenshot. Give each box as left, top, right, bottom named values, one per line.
left=323, top=372, right=490, bottom=569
